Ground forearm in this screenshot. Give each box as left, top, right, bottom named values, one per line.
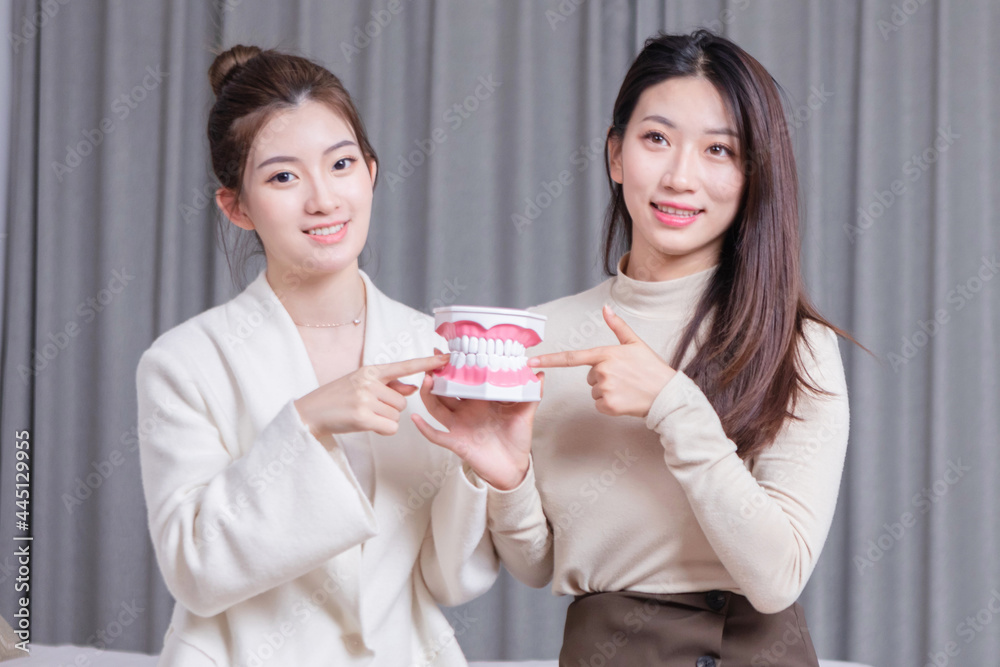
left=418, top=455, right=499, bottom=606
left=141, top=382, right=378, bottom=616
left=483, top=458, right=554, bottom=588
left=648, top=370, right=848, bottom=613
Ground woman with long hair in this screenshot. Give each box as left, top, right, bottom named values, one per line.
left=419, top=30, right=852, bottom=664
left=137, top=45, right=535, bottom=666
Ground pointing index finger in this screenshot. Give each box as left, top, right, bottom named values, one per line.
left=528, top=347, right=608, bottom=369
left=373, top=354, right=450, bottom=382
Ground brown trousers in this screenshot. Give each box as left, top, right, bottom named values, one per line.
left=560, top=591, right=819, bottom=667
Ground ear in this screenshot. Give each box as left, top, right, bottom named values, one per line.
left=216, top=188, right=254, bottom=231
left=367, top=159, right=378, bottom=186
left=607, top=129, right=624, bottom=185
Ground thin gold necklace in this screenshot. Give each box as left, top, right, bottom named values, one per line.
left=293, top=305, right=364, bottom=328
left=292, top=281, right=366, bottom=328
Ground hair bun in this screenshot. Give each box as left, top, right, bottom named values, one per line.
left=208, top=44, right=262, bottom=96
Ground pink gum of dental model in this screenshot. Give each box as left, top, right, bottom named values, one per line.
left=432, top=306, right=546, bottom=402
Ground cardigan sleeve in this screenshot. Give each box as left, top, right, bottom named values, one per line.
left=415, top=457, right=556, bottom=604
left=415, top=458, right=500, bottom=607
left=137, top=345, right=378, bottom=618
left=645, top=322, right=850, bottom=613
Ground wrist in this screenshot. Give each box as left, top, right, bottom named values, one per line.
left=485, top=456, right=530, bottom=491
left=294, top=395, right=325, bottom=439
left=646, top=366, right=678, bottom=412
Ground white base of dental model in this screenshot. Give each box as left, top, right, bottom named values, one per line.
left=431, top=376, right=543, bottom=402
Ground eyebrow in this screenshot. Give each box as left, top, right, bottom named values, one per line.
left=641, top=114, right=738, bottom=138
left=255, top=140, right=358, bottom=169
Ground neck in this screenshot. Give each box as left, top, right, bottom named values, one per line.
left=626, top=244, right=721, bottom=282
left=266, top=261, right=365, bottom=326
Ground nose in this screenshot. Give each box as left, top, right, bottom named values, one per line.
left=304, top=175, right=339, bottom=215
left=660, top=145, right=696, bottom=192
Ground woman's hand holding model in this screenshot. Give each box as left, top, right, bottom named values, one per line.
left=411, top=304, right=675, bottom=488
left=529, top=305, right=676, bottom=418
left=411, top=367, right=542, bottom=491
left=295, top=354, right=449, bottom=439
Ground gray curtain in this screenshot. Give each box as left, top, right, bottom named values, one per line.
left=1, top=1, right=998, bottom=664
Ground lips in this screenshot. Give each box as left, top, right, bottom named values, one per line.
left=304, top=221, right=348, bottom=243
left=651, top=202, right=702, bottom=228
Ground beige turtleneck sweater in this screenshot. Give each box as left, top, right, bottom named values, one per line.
left=486, top=256, right=850, bottom=614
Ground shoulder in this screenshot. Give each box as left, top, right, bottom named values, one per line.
left=371, top=281, right=435, bottom=330
left=530, top=280, right=612, bottom=330
left=362, top=273, right=441, bottom=364
left=136, top=275, right=276, bottom=382
left=135, top=307, right=235, bottom=399
left=531, top=279, right=611, bottom=317
left=798, top=319, right=842, bottom=365
left=795, top=318, right=848, bottom=399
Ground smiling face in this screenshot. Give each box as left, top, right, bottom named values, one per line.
left=609, top=76, right=744, bottom=281
left=217, top=99, right=377, bottom=282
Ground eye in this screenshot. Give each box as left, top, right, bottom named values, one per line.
left=333, top=157, right=356, bottom=171
left=267, top=171, right=296, bottom=184
left=643, top=131, right=668, bottom=146
left=707, top=144, right=735, bottom=158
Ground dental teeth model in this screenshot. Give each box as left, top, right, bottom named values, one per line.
left=432, top=306, right=547, bottom=402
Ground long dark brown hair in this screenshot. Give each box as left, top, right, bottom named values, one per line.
left=603, top=30, right=852, bottom=459
left=206, top=45, right=378, bottom=282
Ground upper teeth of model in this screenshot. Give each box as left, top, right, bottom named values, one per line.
left=655, top=204, right=698, bottom=216
left=447, top=337, right=528, bottom=371
left=308, top=223, right=345, bottom=235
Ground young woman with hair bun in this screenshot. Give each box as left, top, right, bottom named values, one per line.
left=137, top=45, right=537, bottom=666
left=421, top=30, right=856, bottom=665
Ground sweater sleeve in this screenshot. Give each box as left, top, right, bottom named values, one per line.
left=418, top=458, right=554, bottom=602
left=645, top=323, right=850, bottom=613
left=416, top=459, right=500, bottom=606
left=137, top=346, right=378, bottom=618
left=483, top=457, right=554, bottom=588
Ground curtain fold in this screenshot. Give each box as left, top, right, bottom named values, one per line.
left=1, top=1, right=997, bottom=664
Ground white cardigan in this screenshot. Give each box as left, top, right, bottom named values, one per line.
left=137, top=270, right=504, bottom=666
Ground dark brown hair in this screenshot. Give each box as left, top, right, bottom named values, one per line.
left=206, top=45, right=378, bottom=281
left=604, top=30, right=853, bottom=459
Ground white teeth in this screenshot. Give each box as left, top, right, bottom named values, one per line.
left=654, top=204, right=699, bottom=217
left=307, top=223, right=346, bottom=236
left=444, top=337, right=532, bottom=373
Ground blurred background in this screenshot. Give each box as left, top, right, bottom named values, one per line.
left=1, top=1, right=998, bottom=665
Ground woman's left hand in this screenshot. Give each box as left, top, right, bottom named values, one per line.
left=528, top=305, right=676, bottom=418
left=411, top=366, right=542, bottom=491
